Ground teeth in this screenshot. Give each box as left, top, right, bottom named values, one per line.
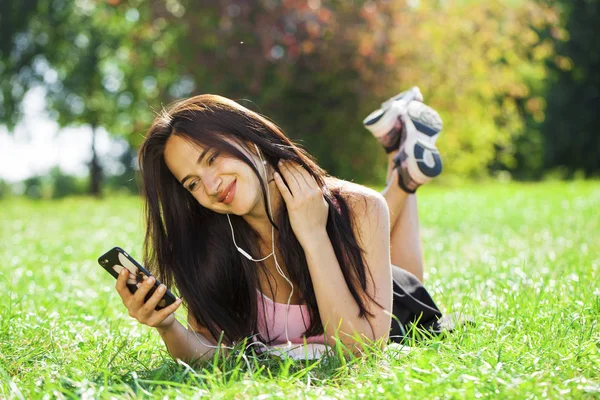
left=222, top=184, right=233, bottom=202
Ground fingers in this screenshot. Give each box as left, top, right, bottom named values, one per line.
left=149, top=297, right=183, bottom=327
left=133, top=274, right=155, bottom=303
left=276, top=160, right=319, bottom=197
left=115, top=268, right=132, bottom=299
left=116, top=268, right=181, bottom=327
left=274, top=171, right=292, bottom=202
left=140, top=282, right=168, bottom=312
left=291, top=161, right=318, bottom=188
left=278, top=160, right=301, bottom=193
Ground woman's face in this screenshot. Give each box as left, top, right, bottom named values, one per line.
left=163, top=134, right=266, bottom=217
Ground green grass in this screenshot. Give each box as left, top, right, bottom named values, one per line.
left=1, top=181, right=599, bottom=399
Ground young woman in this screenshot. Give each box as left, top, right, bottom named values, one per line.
left=114, top=89, right=448, bottom=361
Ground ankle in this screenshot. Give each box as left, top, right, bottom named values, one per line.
left=385, top=152, right=396, bottom=185
left=386, top=168, right=410, bottom=195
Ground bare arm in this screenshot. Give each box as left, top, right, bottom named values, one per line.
left=302, top=191, right=393, bottom=349
left=115, top=269, right=222, bottom=363
left=274, top=161, right=393, bottom=351
left=155, top=318, right=220, bottom=363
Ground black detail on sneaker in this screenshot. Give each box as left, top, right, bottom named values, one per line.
left=393, top=150, right=419, bottom=194
left=382, top=116, right=403, bottom=154
left=413, top=120, right=439, bottom=137
left=364, top=109, right=384, bottom=126
left=409, top=105, right=442, bottom=137
left=384, top=140, right=400, bottom=154
left=414, top=143, right=442, bottom=178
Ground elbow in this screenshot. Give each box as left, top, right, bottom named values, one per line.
left=326, top=329, right=389, bottom=357
left=328, top=335, right=388, bottom=357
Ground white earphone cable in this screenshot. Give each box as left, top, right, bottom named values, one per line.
left=226, top=144, right=294, bottom=346
left=226, top=215, right=273, bottom=262
left=185, top=144, right=294, bottom=350
left=161, top=144, right=294, bottom=356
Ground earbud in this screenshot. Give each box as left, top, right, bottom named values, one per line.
left=254, top=143, right=267, bottom=165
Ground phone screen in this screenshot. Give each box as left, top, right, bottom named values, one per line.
left=98, top=247, right=177, bottom=310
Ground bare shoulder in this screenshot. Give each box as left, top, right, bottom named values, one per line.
left=326, top=176, right=389, bottom=252
left=325, top=177, right=388, bottom=218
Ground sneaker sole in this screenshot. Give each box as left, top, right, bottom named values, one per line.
left=407, top=101, right=442, bottom=143
left=399, top=101, right=443, bottom=184
left=404, top=139, right=443, bottom=184
left=363, top=87, right=423, bottom=150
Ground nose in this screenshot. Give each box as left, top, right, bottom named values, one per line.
left=204, top=174, right=222, bottom=197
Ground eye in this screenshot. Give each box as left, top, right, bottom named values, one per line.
left=187, top=179, right=200, bottom=192
left=208, top=151, right=219, bottom=166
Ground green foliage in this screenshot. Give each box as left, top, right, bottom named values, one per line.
left=387, top=0, right=558, bottom=179
left=0, top=0, right=183, bottom=195
left=0, top=179, right=13, bottom=199
left=541, top=0, right=600, bottom=177
left=1, top=182, right=599, bottom=397
left=103, top=146, right=140, bottom=195
left=48, top=167, right=87, bottom=198
left=2, top=0, right=579, bottom=185
left=0, top=0, right=40, bottom=128
left=21, top=175, right=48, bottom=199
left=153, top=0, right=397, bottom=182
left=0, top=0, right=181, bottom=136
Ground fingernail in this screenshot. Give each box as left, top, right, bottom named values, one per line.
left=176, top=299, right=182, bottom=304
left=278, top=160, right=283, bottom=165
left=158, top=284, right=166, bottom=292
left=147, top=277, right=155, bottom=285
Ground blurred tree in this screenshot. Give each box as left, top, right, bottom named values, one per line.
left=0, top=179, right=13, bottom=199
left=0, top=0, right=181, bottom=196
left=22, top=175, right=44, bottom=198
left=387, top=0, right=558, bottom=179
left=1, top=0, right=565, bottom=189
left=49, top=166, right=86, bottom=198
left=541, top=0, right=600, bottom=177
left=0, top=0, right=40, bottom=127
left=104, top=144, right=140, bottom=194
left=153, top=0, right=398, bottom=182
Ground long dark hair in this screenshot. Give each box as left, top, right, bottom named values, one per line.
left=139, top=94, right=380, bottom=344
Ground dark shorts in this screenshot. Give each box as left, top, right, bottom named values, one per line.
left=389, top=268, right=464, bottom=343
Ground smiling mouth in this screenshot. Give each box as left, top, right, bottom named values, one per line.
left=219, top=180, right=236, bottom=203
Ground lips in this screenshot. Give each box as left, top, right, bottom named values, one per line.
left=218, top=180, right=236, bottom=204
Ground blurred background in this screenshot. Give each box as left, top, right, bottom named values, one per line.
left=0, top=0, right=598, bottom=199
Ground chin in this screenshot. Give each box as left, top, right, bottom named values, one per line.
left=235, top=193, right=263, bottom=217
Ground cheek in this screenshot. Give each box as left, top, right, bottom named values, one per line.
left=243, top=171, right=261, bottom=194
left=192, top=191, right=211, bottom=208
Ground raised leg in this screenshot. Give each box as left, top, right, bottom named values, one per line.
left=381, top=153, right=425, bottom=281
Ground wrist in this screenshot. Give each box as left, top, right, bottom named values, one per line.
left=298, top=227, right=329, bottom=249
left=155, top=315, right=178, bottom=334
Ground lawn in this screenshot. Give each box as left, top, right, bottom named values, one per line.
left=1, top=181, right=598, bottom=399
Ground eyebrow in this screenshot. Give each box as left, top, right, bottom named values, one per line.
left=180, top=147, right=210, bottom=186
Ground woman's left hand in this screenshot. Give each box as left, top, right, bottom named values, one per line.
left=274, top=160, right=329, bottom=244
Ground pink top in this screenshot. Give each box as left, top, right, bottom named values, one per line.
left=256, top=290, right=326, bottom=345
left=254, top=195, right=338, bottom=345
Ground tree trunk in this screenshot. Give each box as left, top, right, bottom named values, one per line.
left=90, top=125, right=102, bottom=197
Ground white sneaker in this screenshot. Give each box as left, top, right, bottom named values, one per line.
left=363, top=86, right=443, bottom=192
left=363, top=87, right=424, bottom=153
left=393, top=101, right=443, bottom=193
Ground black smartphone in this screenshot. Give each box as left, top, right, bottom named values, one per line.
left=97, top=246, right=177, bottom=310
